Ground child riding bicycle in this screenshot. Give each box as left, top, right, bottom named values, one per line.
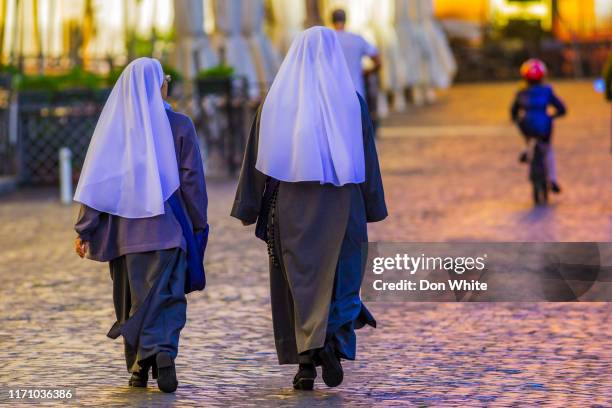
left=511, top=59, right=567, bottom=193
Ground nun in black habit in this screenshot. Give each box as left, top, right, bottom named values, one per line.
left=231, top=26, right=387, bottom=390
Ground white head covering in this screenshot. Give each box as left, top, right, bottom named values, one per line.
left=74, top=58, right=179, bottom=218
left=256, top=26, right=365, bottom=186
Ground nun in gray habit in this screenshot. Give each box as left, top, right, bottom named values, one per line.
left=73, top=58, right=207, bottom=393
left=231, top=26, right=387, bottom=390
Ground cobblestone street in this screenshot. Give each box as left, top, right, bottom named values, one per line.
left=0, top=82, right=610, bottom=406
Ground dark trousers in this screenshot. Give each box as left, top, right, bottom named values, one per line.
left=108, top=248, right=187, bottom=372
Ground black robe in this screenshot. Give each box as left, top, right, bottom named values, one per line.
left=231, top=95, right=387, bottom=364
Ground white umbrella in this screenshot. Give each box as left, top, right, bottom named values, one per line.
left=420, top=0, right=456, bottom=88
left=371, top=0, right=408, bottom=112
left=395, top=0, right=430, bottom=88
left=394, top=0, right=455, bottom=89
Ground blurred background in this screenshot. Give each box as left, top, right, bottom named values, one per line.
left=0, top=0, right=611, bottom=185
left=0, top=2, right=611, bottom=405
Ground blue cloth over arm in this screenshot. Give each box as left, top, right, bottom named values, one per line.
left=167, top=109, right=209, bottom=293
left=358, top=94, right=388, bottom=223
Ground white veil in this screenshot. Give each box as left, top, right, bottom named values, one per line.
left=74, top=58, right=180, bottom=218
left=256, top=26, right=365, bottom=186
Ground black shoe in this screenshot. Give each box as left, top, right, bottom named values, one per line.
left=293, top=364, right=317, bottom=390
left=155, top=352, right=178, bottom=393
left=317, top=343, right=343, bottom=388
left=551, top=182, right=561, bottom=194
left=128, top=363, right=150, bottom=388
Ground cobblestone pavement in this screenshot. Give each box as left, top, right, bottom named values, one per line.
left=0, top=82, right=610, bottom=407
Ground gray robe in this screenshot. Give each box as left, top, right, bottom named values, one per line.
left=109, top=248, right=187, bottom=372
left=75, top=109, right=207, bottom=262
left=231, top=95, right=387, bottom=364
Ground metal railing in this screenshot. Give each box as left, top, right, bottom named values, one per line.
left=194, top=76, right=253, bottom=178
left=16, top=93, right=105, bottom=185
left=0, top=75, right=15, bottom=177
left=0, top=77, right=264, bottom=185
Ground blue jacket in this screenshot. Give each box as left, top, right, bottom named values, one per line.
left=511, top=84, right=566, bottom=143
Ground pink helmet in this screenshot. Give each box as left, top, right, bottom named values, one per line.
left=520, top=59, right=547, bottom=81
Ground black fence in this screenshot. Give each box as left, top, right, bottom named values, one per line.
left=195, top=76, right=253, bottom=178
left=0, top=75, right=14, bottom=177
left=17, top=92, right=107, bottom=184
left=1, top=77, right=256, bottom=185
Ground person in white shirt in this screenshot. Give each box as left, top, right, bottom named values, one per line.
left=332, top=9, right=381, bottom=98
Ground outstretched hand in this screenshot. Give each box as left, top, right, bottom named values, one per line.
left=75, top=237, right=89, bottom=258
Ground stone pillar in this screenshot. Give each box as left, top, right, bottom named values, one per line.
left=304, top=0, right=323, bottom=27
left=212, top=0, right=260, bottom=97
left=268, top=0, right=305, bottom=55
left=173, top=0, right=218, bottom=80
left=241, top=0, right=281, bottom=92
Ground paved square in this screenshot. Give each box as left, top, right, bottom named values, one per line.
left=0, top=82, right=610, bottom=406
